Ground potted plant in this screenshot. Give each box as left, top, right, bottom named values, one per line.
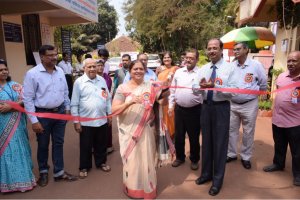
left=258, top=99, right=273, bottom=117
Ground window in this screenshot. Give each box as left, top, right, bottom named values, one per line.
left=22, top=14, right=42, bottom=65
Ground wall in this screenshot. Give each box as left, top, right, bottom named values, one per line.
left=1, top=15, right=28, bottom=83
left=0, top=15, right=5, bottom=58
left=273, top=26, right=300, bottom=72
left=40, top=15, right=54, bottom=45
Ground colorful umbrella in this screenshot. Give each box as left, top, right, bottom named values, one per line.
left=220, top=27, right=275, bottom=49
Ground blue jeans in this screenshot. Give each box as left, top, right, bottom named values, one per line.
left=36, top=105, right=67, bottom=177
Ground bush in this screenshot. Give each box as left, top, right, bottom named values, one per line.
left=258, top=100, right=272, bottom=110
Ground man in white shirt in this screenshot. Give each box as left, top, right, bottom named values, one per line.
left=57, top=52, right=73, bottom=99
left=169, top=49, right=202, bottom=171
left=71, top=58, right=112, bottom=177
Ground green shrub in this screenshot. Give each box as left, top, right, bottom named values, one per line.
left=258, top=100, right=272, bottom=110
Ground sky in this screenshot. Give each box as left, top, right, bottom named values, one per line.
left=108, top=0, right=127, bottom=38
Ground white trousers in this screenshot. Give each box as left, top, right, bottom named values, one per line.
left=228, top=98, right=259, bottom=161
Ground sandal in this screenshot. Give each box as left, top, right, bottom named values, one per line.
left=79, top=169, right=88, bottom=179
left=54, top=172, right=78, bottom=182
left=99, top=164, right=111, bottom=172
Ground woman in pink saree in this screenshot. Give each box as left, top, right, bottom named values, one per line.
left=112, top=60, right=169, bottom=199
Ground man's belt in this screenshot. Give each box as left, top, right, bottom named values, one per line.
left=35, top=104, right=64, bottom=112
left=231, top=98, right=256, bottom=105
left=203, top=100, right=229, bottom=105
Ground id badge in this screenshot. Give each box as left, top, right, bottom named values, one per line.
left=291, top=97, right=298, bottom=104
left=291, top=89, right=299, bottom=104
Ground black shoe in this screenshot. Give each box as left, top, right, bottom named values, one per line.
left=54, top=172, right=78, bottom=182
left=226, top=156, right=237, bottom=163
left=195, top=177, right=212, bottom=185
left=208, top=186, right=220, bottom=196
left=190, top=162, right=199, bottom=170
left=37, top=173, right=48, bottom=187
left=241, top=159, right=251, bottom=169
left=263, top=164, right=283, bottom=172
left=172, top=159, right=185, bottom=167
left=293, top=177, right=300, bottom=186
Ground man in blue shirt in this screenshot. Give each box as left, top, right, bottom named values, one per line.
left=195, top=39, right=236, bottom=196
left=23, top=45, right=77, bottom=187
left=71, top=58, right=112, bottom=177
left=123, top=53, right=157, bottom=83
left=227, top=42, right=267, bottom=169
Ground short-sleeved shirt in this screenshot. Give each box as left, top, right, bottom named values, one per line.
left=272, top=71, right=300, bottom=128
left=230, top=58, right=267, bottom=103
left=71, top=74, right=111, bottom=127
left=168, top=66, right=203, bottom=108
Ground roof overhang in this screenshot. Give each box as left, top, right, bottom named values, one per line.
left=0, top=0, right=98, bottom=25
left=238, top=0, right=277, bottom=25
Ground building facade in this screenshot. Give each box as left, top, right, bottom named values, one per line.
left=0, top=0, right=98, bottom=82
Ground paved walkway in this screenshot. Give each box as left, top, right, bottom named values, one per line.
left=2, top=117, right=299, bottom=199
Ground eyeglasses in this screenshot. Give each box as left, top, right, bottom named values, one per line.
left=44, top=54, right=58, bottom=57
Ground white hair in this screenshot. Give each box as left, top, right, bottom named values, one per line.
left=82, top=58, right=95, bottom=67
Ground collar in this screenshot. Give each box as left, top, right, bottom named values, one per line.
left=287, top=71, right=300, bottom=81
left=37, top=63, right=58, bottom=72
left=211, top=59, right=223, bottom=69
left=82, top=73, right=101, bottom=83
left=236, top=57, right=250, bottom=68
left=182, top=66, right=198, bottom=73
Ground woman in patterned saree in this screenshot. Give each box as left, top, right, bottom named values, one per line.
left=112, top=60, right=169, bottom=199
left=0, top=59, right=36, bottom=193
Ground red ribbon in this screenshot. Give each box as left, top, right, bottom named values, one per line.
left=3, top=81, right=300, bottom=122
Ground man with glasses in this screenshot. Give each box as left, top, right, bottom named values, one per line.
left=226, top=42, right=267, bottom=169
left=123, top=53, right=157, bottom=83
left=113, top=54, right=131, bottom=96
left=169, top=49, right=202, bottom=172
left=195, top=39, right=236, bottom=196
left=23, top=45, right=77, bottom=187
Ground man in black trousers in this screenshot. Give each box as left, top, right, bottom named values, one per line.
left=168, top=49, right=202, bottom=171
left=195, top=39, right=236, bottom=196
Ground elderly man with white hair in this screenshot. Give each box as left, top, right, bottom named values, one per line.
left=71, top=58, right=112, bottom=178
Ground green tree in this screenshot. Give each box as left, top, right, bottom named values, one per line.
left=54, top=0, right=118, bottom=58
left=123, top=0, right=239, bottom=59
left=81, top=0, right=118, bottom=46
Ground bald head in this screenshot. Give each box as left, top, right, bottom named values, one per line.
left=289, top=51, right=300, bottom=58
left=287, top=51, right=300, bottom=76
